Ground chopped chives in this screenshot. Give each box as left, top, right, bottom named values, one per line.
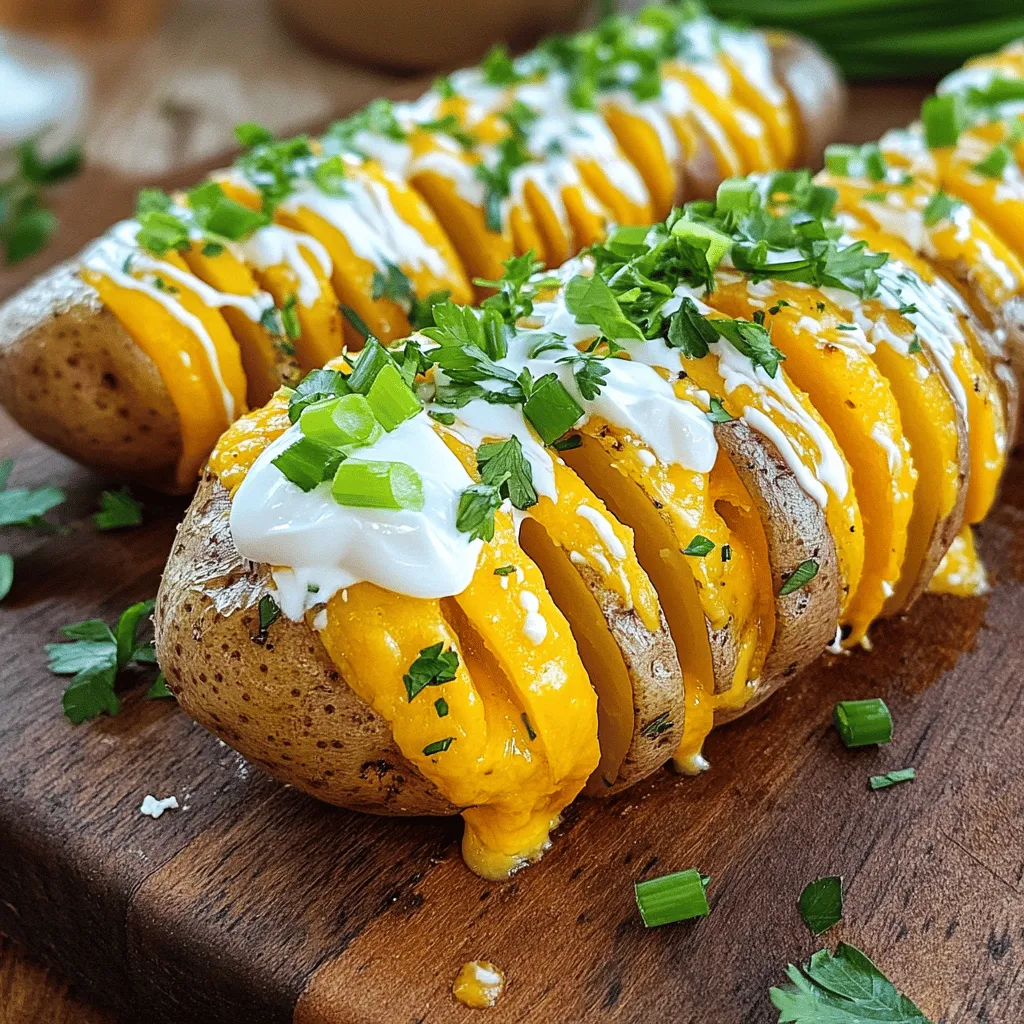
left=824, top=144, right=859, bottom=176
left=346, top=337, right=392, bottom=394
left=973, top=142, right=1012, bottom=179
left=833, top=698, right=893, bottom=748
left=423, top=737, right=453, bottom=756
left=522, top=373, right=583, bottom=444
left=272, top=437, right=342, bottom=491
left=922, top=93, right=965, bottom=149
left=299, top=393, right=381, bottom=449
left=365, top=362, right=422, bottom=431
left=870, top=767, right=916, bottom=790
left=715, top=176, right=756, bottom=214
left=635, top=869, right=710, bottom=928
left=331, top=460, right=424, bottom=511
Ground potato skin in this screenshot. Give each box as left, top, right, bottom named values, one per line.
left=155, top=471, right=457, bottom=816
left=766, top=31, right=846, bottom=167
left=713, top=420, right=842, bottom=723
left=0, top=261, right=183, bottom=490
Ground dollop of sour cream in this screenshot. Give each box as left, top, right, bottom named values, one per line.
left=230, top=413, right=482, bottom=619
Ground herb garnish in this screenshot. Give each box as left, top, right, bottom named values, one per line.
left=798, top=876, right=843, bottom=936
left=456, top=436, right=538, bottom=542
left=779, top=559, right=819, bottom=595
left=0, top=459, right=64, bottom=529
left=93, top=487, right=143, bottom=530
left=404, top=642, right=460, bottom=701
left=47, top=599, right=162, bottom=723
left=870, top=767, right=917, bottom=790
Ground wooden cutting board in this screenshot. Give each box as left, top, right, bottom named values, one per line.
left=2, top=84, right=1023, bottom=1024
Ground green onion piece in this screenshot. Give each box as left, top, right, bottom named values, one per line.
left=523, top=373, right=584, bottom=444
left=300, top=393, right=382, bottom=450
left=861, top=144, right=887, bottom=182
left=346, top=337, right=392, bottom=394
left=635, top=869, right=710, bottom=927
left=824, top=144, right=858, bottom=176
left=423, top=737, right=454, bottom=756
left=0, top=552, right=12, bottom=603
left=715, top=176, right=757, bottom=214
left=922, top=190, right=960, bottom=228
left=366, top=362, right=422, bottom=431
left=331, top=460, right=424, bottom=511
left=870, top=767, right=916, bottom=790
left=922, top=94, right=965, bottom=149
left=670, top=219, right=732, bottom=269
left=833, top=698, right=893, bottom=748
left=340, top=305, right=371, bottom=340
left=434, top=697, right=449, bottom=718
left=272, top=437, right=342, bottom=491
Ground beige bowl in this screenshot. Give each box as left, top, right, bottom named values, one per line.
left=277, top=0, right=587, bottom=73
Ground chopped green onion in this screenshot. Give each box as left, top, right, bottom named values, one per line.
left=287, top=368, right=352, bottom=423
left=922, top=93, right=965, bottom=149
left=779, top=558, right=819, bottom=595
left=523, top=373, right=584, bottom=444
left=346, top=337, right=393, bottom=394
left=366, top=362, right=422, bottom=431
left=272, top=437, right=342, bottom=491
left=861, top=144, right=887, bottom=182
left=683, top=535, right=715, bottom=557
left=670, top=218, right=732, bottom=269
left=521, top=712, right=537, bottom=741
left=423, top=737, right=454, bottom=756
left=340, top=304, right=371, bottom=340
left=833, top=698, right=893, bottom=748
left=332, top=460, right=424, bottom=511
left=494, top=565, right=515, bottom=576
left=551, top=433, right=582, bottom=452
left=798, top=876, right=843, bottom=936
left=429, top=410, right=456, bottom=426
left=635, top=869, right=710, bottom=927
left=434, top=697, right=449, bottom=717
left=715, top=176, right=757, bottom=214
left=824, top=144, right=859, bottom=176
left=299, top=393, right=382, bottom=450
left=721, top=544, right=731, bottom=562
left=870, top=767, right=916, bottom=790
left=281, top=294, right=301, bottom=340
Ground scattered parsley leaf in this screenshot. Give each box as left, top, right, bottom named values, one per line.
left=404, top=642, right=459, bottom=702
left=147, top=673, right=174, bottom=700
left=93, top=487, right=143, bottom=530
left=683, top=535, right=715, bottom=557
left=434, top=697, right=449, bottom=717
left=922, top=190, right=961, bottom=228
left=798, top=876, right=843, bottom=936
left=0, top=460, right=65, bottom=529
left=640, top=711, right=673, bottom=738
left=0, top=552, right=12, bottom=602
left=564, top=274, right=644, bottom=343
left=706, top=397, right=734, bottom=423
left=780, top=559, right=819, bottom=595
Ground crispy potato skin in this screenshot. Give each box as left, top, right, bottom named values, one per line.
left=573, top=558, right=686, bottom=796
left=0, top=262, right=183, bottom=489
left=766, top=31, right=846, bottom=167
left=713, top=420, right=841, bottom=723
left=155, top=471, right=457, bottom=816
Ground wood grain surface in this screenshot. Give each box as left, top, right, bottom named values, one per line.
left=5, top=6, right=1012, bottom=1019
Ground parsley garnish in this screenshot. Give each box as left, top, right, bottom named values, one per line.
left=0, top=459, right=64, bottom=529
left=476, top=250, right=553, bottom=325
left=564, top=274, right=644, bottom=344
left=1, top=138, right=82, bottom=265
left=341, top=305, right=371, bottom=340
left=640, top=711, right=673, bottom=738
left=423, top=737, right=454, bottom=756
left=93, top=487, right=143, bottom=530
left=457, top=436, right=538, bottom=542
left=798, top=876, right=843, bottom=936
left=434, top=697, right=449, bottom=717
left=779, top=559, right=819, bottom=595
left=921, top=190, right=960, bottom=228
left=47, top=599, right=161, bottom=724
left=403, top=642, right=460, bottom=701
left=255, top=594, right=280, bottom=643
left=494, top=565, right=515, bottom=576
left=281, top=293, right=301, bottom=340
left=475, top=135, right=532, bottom=233
left=683, top=535, right=715, bottom=557
left=371, top=262, right=414, bottom=309
left=770, top=942, right=932, bottom=1023
left=706, top=397, right=734, bottom=423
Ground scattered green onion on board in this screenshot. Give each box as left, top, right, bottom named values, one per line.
left=703, top=0, right=1024, bottom=81
left=635, top=869, right=710, bottom=927
left=870, top=767, right=917, bottom=790
left=833, top=698, right=893, bottom=748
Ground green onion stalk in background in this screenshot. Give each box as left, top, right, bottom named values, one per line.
left=702, top=0, right=1024, bottom=79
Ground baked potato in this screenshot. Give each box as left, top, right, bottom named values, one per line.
left=156, top=99, right=1024, bottom=873
left=0, top=3, right=844, bottom=493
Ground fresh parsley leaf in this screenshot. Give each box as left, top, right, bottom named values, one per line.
left=907, top=336, right=922, bottom=354
left=667, top=297, right=718, bottom=358
left=770, top=942, right=933, bottom=1023
left=564, top=274, right=644, bottom=343
left=559, top=352, right=609, bottom=401
left=147, top=673, right=174, bottom=700
left=434, top=697, right=449, bottom=717
left=921, top=190, right=960, bottom=228
left=287, top=367, right=352, bottom=423
left=93, top=487, right=143, bottom=530
left=798, top=876, right=843, bottom=936
left=474, top=135, right=532, bottom=232
left=255, top=594, right=280, bottom=641
left=428, top=410, right=456, bottom=426
left=477, top=435, right=538, bottom=510
left=780, top=559, right=819, bottom=595
left=48, top=599, right=159, bottom=724
left=481, top=44, right=524, bottom=86
left=706, top=397, right=734, bottom=423
left=371, top=262, right=414, bottom=308
left=712, top=317, right=785, bottom=378
left=870, top=767, right=917, bottom=790
left=456, top=481, right=504, bottom=542
left=409, top=289, right=451, bottom=330
left=477, top=250, right=552, bottom=324
left=0, top=552, right=12, bottom=603
left=403, top=642, right=460, bottom=701
left=683, top=535, right=715, bottom=557
left=0, top=460, right=64, bottom=529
